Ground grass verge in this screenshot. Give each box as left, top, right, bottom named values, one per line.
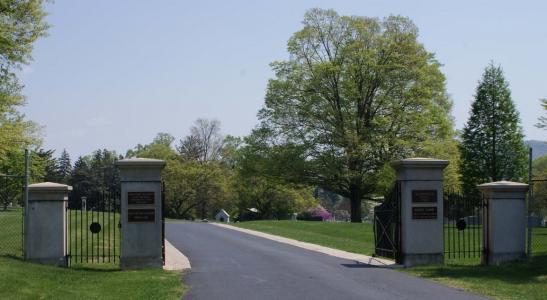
left=0, top=256, right=185, bottom=300
left=403, top=255, right=547, bottom=300
left=233, top=220, right=375, bottom=255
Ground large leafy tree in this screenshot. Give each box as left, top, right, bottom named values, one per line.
left=234, top=136, right=317, bottom=219
left=0, top=0, right=48, bottom=166
left=460, top=63, right=527, bottom=197
left=128, top=131, right=236, bottom=220
left=257, top=9, right=455, bottom=222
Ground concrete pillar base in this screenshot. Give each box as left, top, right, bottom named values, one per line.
left=403, top=253, right=444, bottom=267
left=484, top=252, right=526, bottom=265
left=121, top=256, right=163, bottom=269
left=28, top=257, right=67, bottom=267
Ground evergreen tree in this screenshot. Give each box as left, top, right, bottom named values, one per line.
left=536, top=98, right=546, bottom=130
left=460, top=63, right=527, bottom=197
left=35, top=149, right=60, bottom=181
left=58, top=149, right=72, bottom=184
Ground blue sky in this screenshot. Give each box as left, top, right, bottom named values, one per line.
left=20, top=0, right=547, bottom=158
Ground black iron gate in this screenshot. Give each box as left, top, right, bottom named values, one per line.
left=443, top=190, right=486, bottom=262
left=374, top=181, right=401, bottom=262
left=66, top=188, right=120, bottom=266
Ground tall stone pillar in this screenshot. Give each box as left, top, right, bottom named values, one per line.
left=478, top=181, right=528, bottom=265
left=116, top=158, right=166, bottom=269
left=25, top=182, right=72, bottom=266
left=392, top=158, right=449, bottom=266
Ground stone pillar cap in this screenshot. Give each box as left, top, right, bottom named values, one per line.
left=391, top=157, right=449, bottom=169
left=115, top=158, right=166, bottom=168
left=477, top=180, right=528, bottom=192
left=28, top=182, right=73, bottom=192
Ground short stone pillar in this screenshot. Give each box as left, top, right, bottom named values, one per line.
left=25, top=182, right=72, bottom=266
left=392, top=158, right=449, bottom=266
left=116, top=158, right=166, bottom=269
left=477, top=181, right=528, bottom=265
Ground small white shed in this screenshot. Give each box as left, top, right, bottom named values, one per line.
left=215, top=209, right=230, bottom=223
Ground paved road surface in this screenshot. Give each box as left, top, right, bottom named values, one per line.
left=167, top=222, right=486, bottom=300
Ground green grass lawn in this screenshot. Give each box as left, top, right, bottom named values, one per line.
left=0, top=209, right=186, bottom=299
left=233, top=220, right=375, bottom=255
left=403, top=255, right=547, bottom=300
left=0, top=256, right=185, bottom=300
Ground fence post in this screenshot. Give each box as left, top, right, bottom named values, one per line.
left=392, top=158, right=449, bottom=267
left=116, top=158, right=166, bottom=269
left=478, top=181, right=528, bottom=265
left=23, top=148, right=29, bottom=258
left=25, top=182, right=72, bottom=266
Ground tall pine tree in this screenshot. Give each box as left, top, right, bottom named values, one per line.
left=58, top=149, right=72, bottom=184
left=460, top=63, right=527, bottom=197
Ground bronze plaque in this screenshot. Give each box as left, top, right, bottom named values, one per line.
left=412, top=190, right=437, bottom=203
left=412, top=206, right=437, bottom=219
left=128, top=192, right=155, bottom=205
left=128, top=209, right=155, bottom=222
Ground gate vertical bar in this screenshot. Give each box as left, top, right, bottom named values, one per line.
left=527, top=147, right=533, bottom=258
left=65, top=197, right=69, bottom=266
left=86, top=197, right=89, bottom=263
left=75, top=196, right=77, bottom=265
left=472, top=196, right=476, bottom=257
left=466, top=195, right=470, bottom=257
left=80, top=199, right=83, bottom=263
left=102, top=191, right=105, bottom=262
left=99, top=192, right=102, bottom=262
left=162, top=181, right=166, bottom=265
left=91, top=196, right=94, bottom=262
left=113, top=190, right=117, bottom=263
left=108, top=191, right=112, bottom=262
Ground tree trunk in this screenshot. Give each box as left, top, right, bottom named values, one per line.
left=349, top=184, right=362, bottom=223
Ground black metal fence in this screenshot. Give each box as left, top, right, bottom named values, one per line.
left=66, top=189, right=120, bottom=266
left=162, top=181, right=166, bottom=265
left=443, top=190, right=485, bottom=262
left=373, top=181, right=401, bottom=263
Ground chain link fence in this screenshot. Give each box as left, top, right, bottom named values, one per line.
left=0, top=173, right=26, bottom=258
left=529, top=179, right=547, bottom=257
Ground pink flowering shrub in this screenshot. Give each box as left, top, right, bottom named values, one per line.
left=310, top=205, right=331, bottom=221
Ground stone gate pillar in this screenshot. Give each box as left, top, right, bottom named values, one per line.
left=25, top=182, right=72, bottom=266
left=392, top=158, right=449, bottom=267
left=477, top=181, right=528, bottom=265
left=116, top=158, right=166, bottom=269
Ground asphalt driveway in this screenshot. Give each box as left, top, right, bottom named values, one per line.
left=167, top=222, right=486, bottom=300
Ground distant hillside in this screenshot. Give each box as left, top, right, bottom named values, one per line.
left=526, top=140, right=547, bottom=160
